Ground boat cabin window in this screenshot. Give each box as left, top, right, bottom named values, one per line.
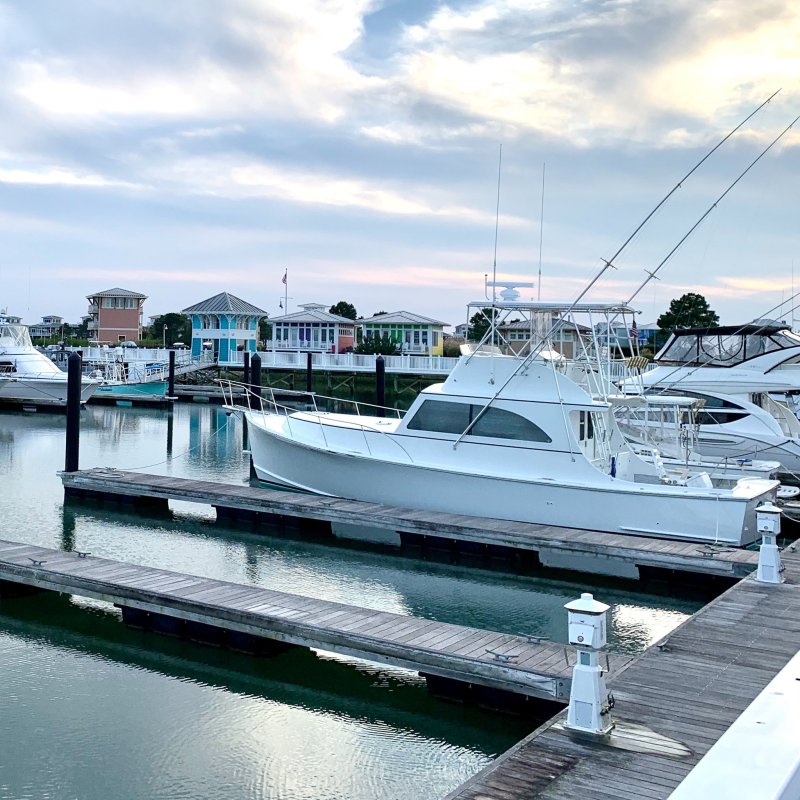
left=405, top=399, right=552, bottom=443
left=656, top=390, right=749, bottom=425
left=0, top=360, right=16, bottom=374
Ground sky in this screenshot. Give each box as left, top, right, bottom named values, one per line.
left=1, top=0, right=799, bottom=330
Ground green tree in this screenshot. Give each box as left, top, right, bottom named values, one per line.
left=355, top=333, right=398, bottom=355
left=467, top=307, right=499, bottom=343
left=329, top=301, right=357, bottom=320
left=149, top=312, right=191, bottom=345
left=258, top=318, right=272, bottom=344
left=657, top=293, right=720, bottom=331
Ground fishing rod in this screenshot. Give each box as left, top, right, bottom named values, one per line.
left=625, top=110, right=800, bottom=308
left=603, top=89, right=781, bottom=274
left=456, top=94, right=784, bottom=447
left=512, top=91, right=784, bottom=364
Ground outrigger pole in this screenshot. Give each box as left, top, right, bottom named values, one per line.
left=625, top=108, right=800, bottom=307
left=454, top=92, right=785, bottom=448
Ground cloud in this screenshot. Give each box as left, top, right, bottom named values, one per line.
left=150, top=154, right=528, bottom=224
left=11, top=0, right=382, bottom=126
left=0, top=164, right=141, bottom=189
left=392, top=0, right=800, bottom=147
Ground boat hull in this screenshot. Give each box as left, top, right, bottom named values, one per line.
left=0, top=376, right=97, bottom=406
left=94, top=381, right=167, bottom=398
left=245, top=413, right=770, bottom=546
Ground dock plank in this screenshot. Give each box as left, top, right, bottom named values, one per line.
left=61, top=469, right=761, bottom=580
left=445, top=550, right=800, bottom=800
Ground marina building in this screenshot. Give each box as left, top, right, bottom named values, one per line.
left=359, top=311, right=447, bottom=356
left=268, top=303, right=356, bottom=354
left=86, top=288, right=146, bottom=343
left=182, top=292, right=268, bottom=363
left=27, top=315, right=65, bottom=340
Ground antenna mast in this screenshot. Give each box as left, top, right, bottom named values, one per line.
left=537, top=162, right=545, bottom=301
left=492, top=144, right=502, bottom=304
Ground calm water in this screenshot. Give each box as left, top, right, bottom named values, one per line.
left=0, top=405, right=703, bottom=799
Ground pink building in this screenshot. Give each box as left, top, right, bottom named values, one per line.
left=86, top=287, right=146, bottom=343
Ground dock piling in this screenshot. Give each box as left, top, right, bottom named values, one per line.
left=251, top=354, right=262, bottom=400
left=64, top=352, right=82, bottom=472
left=376, top=355, right=385, bottom=416
left=306, top=351, right=313, bottom=393
left=243, top=351, right=250, bottom=387
left=167, top=350, right=176, bottom=399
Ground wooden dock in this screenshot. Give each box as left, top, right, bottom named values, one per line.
left=61, top=468, right=761, bottom=581
left=0, top=538, right=630, bottom=706
left=444, top=547, right=800, bottom=799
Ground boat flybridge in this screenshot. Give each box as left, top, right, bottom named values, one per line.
left=0, top=314, right=98, bottom=407
left=624, top=325, right=800, bottom=477
left=224, top=298, right=778, bottom=547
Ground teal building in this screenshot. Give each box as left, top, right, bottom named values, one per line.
left=182, top=292, right=268, bottom=364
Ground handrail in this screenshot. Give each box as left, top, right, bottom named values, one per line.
left=218, top=380, right=416, bottom=464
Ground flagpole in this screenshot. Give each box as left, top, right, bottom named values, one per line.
left=284, top=269, right=288, bottom=313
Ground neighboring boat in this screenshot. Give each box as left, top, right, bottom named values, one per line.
left=635, top=324, right=800, bottom=397
left=87, top=348, right=169, bottom=399
left=0, top=314, right=98, bottom=407
left=624, top=325, right=800, bottom=476
left=225, top=301, right=778, bottom=547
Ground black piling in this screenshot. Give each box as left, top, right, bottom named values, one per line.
left=166, top=412, right=174, bottom=458
left=306, top=351, right=313, bottom=393
left=243, top=351, right=250, bottom=387
left=167, top=350, right=176, bottom=399
left=65, top=352, right=82, bottom=472
left=251, top=353, right=262, bottom=400
left=375, top=355, right=385, bottom=417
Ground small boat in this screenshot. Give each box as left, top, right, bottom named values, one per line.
left=0, top=314, right=98, bottom=408
left=88, top=348, right=168, bottom=399
left=224, top=300, right=778, bottom=547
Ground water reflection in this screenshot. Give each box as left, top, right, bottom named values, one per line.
left=0, top=403, right=706, bottom=799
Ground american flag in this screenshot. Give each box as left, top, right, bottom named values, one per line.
left=282, top=270, right=287, bottom=285
left=629, top=318, right=638, bottom=339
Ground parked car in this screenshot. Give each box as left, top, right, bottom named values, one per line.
left=170, top=342, right=188, bottom=349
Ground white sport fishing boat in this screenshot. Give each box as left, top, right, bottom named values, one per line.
left=0, top=313, right=98, bottom=407
left=225, top=300, right=778, bottom=547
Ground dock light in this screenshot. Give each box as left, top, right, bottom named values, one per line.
left=756, top=501, right=783, bottom=584
left=564, top=592, right=614, bottom=735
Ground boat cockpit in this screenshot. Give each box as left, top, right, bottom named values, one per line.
left=655, top=325, right=800, bottom=367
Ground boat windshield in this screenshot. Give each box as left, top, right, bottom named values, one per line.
left=657, top=329, right=800, bottom=366
left=405, top=399, right=552, bottom=443
left=0, top=324, right=33, bottom=348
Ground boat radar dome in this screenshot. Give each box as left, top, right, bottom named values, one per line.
left=486, top=280, right=534, bottom=302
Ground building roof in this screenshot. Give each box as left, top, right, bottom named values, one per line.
left=86, top=288, right=147, bottom=299
left=360, top=311, right=448, bottom=326
left=270, top=305, right=356, bottom=324
left=182, top=292, right=267, bottom=316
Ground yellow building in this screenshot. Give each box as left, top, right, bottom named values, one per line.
left=360, top=311, right=448, bottom=356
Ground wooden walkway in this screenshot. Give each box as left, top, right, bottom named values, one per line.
left=0, top=538, right=630, bottom=704
left=445, top=547, right=800, bottom=799
left=61, top=468, right=761, bottom=581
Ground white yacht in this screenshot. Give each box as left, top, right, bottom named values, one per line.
left=635, top=324, right=800, bottom=397
left=0, top=314, right=98, bottom=407
left=626, top=325, right=800, bottom=476
left=227, top=302, right=778, bottom=547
